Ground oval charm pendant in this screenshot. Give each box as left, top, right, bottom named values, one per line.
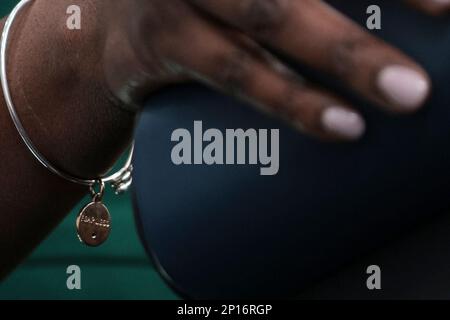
left=76, top=201, right=111, bottom=247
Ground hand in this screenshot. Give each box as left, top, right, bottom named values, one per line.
left=0, top=0, right=447, bottom=278
left=102, top=0, right=446, bottom=141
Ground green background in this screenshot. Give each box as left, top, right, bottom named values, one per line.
left=0, top=0, right=177, bottom=300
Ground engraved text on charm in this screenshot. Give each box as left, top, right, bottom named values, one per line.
left=76, top=201, right=111, bottom=247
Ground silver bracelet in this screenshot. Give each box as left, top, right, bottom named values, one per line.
left=1, top=0, right=135, bottom=247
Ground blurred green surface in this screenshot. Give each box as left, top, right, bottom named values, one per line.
left=0, top=1, right=177, bottom=300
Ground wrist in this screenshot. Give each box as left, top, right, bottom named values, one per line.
left=102, top=2, right=179, bottom=111
left=4, top=1, right=136, bottom=180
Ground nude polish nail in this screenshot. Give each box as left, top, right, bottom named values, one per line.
left=321, top=107, right=366, bottom=140
left=377, top=65, right=430, bottom=111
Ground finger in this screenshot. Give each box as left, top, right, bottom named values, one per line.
left=406, top=0, right=450, bottom=15
left=165, top=15, right=365, bottom=140
left=188, top=0, right=431, bottom=113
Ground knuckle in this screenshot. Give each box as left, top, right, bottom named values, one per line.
left=330, top=35, right=372, bottom=80
left=212, top=51, right=253, bottom=95
left=331, top=40, right=357, bottom=80
left=238, top=0, right=289, bottom=36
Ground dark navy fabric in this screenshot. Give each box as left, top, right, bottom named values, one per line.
left=133, top=1, right=450, bottom=298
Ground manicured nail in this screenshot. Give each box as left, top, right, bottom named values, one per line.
left=322, top=107, right=365, bottom=140
left=377, top=65, right=430, bottom=111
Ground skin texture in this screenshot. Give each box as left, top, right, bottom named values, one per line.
left=0, top=1, right=136, bottom=278
left=105, top=0, right=436, bottom=141
left=0, top=0, right=448, bottom=278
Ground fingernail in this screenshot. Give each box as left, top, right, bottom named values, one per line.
left=377, top=65, right=430, bottom=110
left=321, top=107, right=365, bottom=140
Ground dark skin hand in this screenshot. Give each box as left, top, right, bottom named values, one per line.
left=0, top=0, right=448, bottom=278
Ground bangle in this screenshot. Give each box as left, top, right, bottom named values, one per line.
left=1, top=0, right=135, bottom=247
